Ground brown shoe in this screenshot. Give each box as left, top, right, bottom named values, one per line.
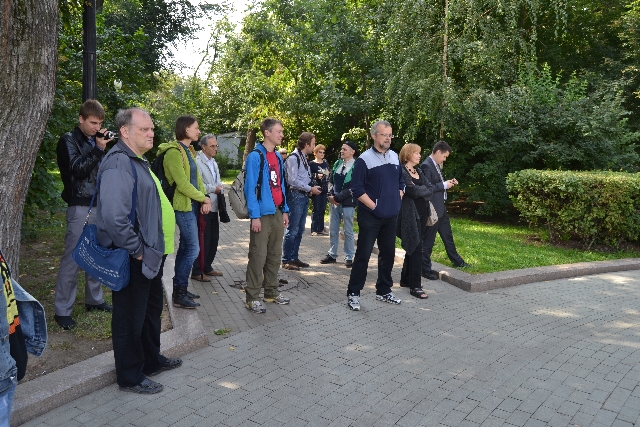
left=205, top=270, right=223, bottom=277
left=190, top=274, right=210, bottom=282
left=282, top=262, right=300, bottom=271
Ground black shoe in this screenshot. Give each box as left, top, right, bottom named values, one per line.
left=54, top=315, right=76, bottom=330
left=292, top=259, right=310, bottom=268
left=85, top=302, right=113, bottom=312
left=187, top=290, right=200, bottom=299
left=320, top=254, right=336, bottom=264
left=422, top=271, right=439, bottom=280
left=454, top=261, right=471, bottom=268
left=119, top=378, right=163, bottom=394
left=282, top=262, right=300, bottom=271
left=173, top=287, right=200, bottom=309
left=345, top=259, right=353, bottom=268
left=144, top=357, right=183, bottom=377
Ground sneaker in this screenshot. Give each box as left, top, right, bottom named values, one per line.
left=320, top=254, right=336, bottom=264
left=345, top=259, right=353, bottom=268
left=263, top=294, right=290, bottom=305
left=376, top=292, right=402, bottom=304
left=119, top=378, right=163, bottom=394
left=282, top=262, right=300, bottom=271
left=246, top=300, right=267, bottom=313
left=144, top=357, right=182, bottom=377
left=347, top=294, right=360, bottom=311
left=292, top=259, right=310, bottom=268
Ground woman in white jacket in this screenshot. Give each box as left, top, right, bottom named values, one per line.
left=191, top=134, right=225, bottom=281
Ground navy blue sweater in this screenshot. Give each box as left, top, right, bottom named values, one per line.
left=350, top=147, right=405, bottom=219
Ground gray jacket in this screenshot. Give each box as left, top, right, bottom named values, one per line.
left=96, top=141, right=164, bottom=279
left=196, top=150, right=222, bottom=213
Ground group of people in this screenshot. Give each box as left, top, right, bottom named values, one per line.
left=243, top=118, right=469, bottom=313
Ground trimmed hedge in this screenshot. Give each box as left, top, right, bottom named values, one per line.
left=506, top=170, right=640, bottom=248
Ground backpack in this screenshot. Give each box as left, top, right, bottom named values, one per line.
left=229, top=149, right=264, bottom=219
left=150, top=147, right=184, bottom=204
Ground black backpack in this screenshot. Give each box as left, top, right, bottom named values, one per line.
left=150, top=148, right=179, bottom=203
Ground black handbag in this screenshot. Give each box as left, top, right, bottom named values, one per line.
left=218, top=193, right=231, bottom=223
left=72, top=158, right=138, bottom=291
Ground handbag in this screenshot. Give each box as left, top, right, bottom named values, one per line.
left=72, top=158, right=138, bottom=291
left=426, top=201, right=438, bottom=227
left=217, top=193, right=231, bottom=223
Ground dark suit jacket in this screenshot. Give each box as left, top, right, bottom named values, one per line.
left=420, top=157, right=447, bottom=218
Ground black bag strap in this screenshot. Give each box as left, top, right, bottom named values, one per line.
left=254, top=148, right=265, bottom=201
left=86, top=156, right=138, bottom=226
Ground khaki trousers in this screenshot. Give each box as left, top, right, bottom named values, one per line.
left=245, top=210, right=284, bottom=302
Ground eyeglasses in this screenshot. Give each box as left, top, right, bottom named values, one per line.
left=376, top=133, right=394, bottom=139
left=208, top=145, right=218, bottom=148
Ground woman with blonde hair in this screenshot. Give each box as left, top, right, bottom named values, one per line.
left=396, top=143, right=433, bottom=299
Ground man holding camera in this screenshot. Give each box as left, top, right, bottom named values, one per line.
left=54, top=99, right=114, bottom=330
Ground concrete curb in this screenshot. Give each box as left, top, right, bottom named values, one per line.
left=11, top=253, right=208, bottom=426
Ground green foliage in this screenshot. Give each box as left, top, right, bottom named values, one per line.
left=507, top=169, right=640, bottom=248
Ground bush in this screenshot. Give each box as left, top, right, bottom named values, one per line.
left=506, top=169, right=640, bottom=248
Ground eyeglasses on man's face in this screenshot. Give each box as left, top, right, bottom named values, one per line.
left=377, top=133, right=394, bottom=139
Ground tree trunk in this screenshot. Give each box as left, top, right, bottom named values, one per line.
left=243, top=127, right=258, bottom=164
left=0, top=0, right=59, bottom=273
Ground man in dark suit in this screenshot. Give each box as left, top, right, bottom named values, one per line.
left=420, top=140, right=469, bottom=280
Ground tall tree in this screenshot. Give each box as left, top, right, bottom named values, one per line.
left=0, top=0, right=59, bottom=271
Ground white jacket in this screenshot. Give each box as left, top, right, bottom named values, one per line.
left=196, top=150, right=222, bottom=213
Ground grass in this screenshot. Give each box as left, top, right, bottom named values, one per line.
left=221, top=169, right=240, bottom=185
left=422, top=218, right=640, bottom=274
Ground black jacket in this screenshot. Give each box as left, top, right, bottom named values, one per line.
left=56, top=127, right=105, bottom=206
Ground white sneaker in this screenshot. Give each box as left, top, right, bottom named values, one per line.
left=376, top=292, right=402, bottom=304
left=348, top=294, right=360, bottom=311
left=263, top=294, right=290, bottom=305
left=246, top=300, right=267, bottom=313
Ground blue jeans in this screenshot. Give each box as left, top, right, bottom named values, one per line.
left=282, top=191, right=309, bottom=263
left=328, top=204, right=355, bottom=260
left=174, top=207, right=199, bottom=287
left=0, top=382, right=15, bottom=427
left=310, top=193, right=328, bottom=233
left=347, top=208, right=397, bottom=296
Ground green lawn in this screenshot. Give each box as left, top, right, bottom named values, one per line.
left=428, top=218, right=640, bottom=274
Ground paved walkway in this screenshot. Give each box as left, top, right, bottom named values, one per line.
left=20, top=214, right=640, bottom=427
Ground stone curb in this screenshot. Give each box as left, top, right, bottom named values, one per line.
left=10, top=253, right=208, bottom=426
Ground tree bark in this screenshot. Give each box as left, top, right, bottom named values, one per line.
left=0, top=0, right=59, bottom=273
left=243, top=127, right=258, bottom=164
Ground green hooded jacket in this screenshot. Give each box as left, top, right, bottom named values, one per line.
left=156, top=141, right=207, bottom=212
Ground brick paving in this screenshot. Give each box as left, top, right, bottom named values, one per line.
left=20, top=214, right=640, bottom=427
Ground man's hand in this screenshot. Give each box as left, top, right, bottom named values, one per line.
left=251, top=218, right=262, bottom=233
left=328, top=196, right=339, bottom=206
left=215, top=185, right=224, bottom=194
left=136, top=254, right=143, bottom=260
left=201, top=198, right=212, bottom=214
left=283, top=212, right=289, bottom=228
left=399, top=190, right=404, bottom=199
left=310, top=186, right=322, bottom=195
left=95, top=128, right=113, bottom=150
left=446, top=179, right=458, bottom=189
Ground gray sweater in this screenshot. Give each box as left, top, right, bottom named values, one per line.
left=96, top=141, right=164, bottom=279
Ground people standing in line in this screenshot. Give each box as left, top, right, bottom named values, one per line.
left=191, top=134, right=224, bottom=281
left=320, top=141, right=358, bottom=268
left=156, top=115, right=212, bottom=309
left=54, top=99, right=113, bottom=330
left=97, top=107, right=182, bottom=395
left=281, top=132, right=322, bottom=271
left=397, top=143, right=433, bottom=299
left=346, top=120, right=405, bottom=311
left=0, top=249, right=47, bottom=423
left=420, top=140, right=470, bottom=280
left=278, top=147, right=288, bottom=161
left=309, top=144, right=330, bottom=236
left=244, top=118, right=291, bottom=314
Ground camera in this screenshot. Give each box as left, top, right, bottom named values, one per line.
left=96, top=130, right=117, bottom=139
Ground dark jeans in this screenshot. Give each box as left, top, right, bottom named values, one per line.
left=191, top=212, right=220, bottom=276
left=422, top=210, right=464, bottom=273
left=347, top=208, right=397, bottom=296
left=112, top=255, right=167, bottom=387
left=310, top=193, right=328, bottom=233
left=401, top=219, right=427, bottom=289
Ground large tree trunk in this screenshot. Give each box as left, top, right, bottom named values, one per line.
left=0, top=0, right=59, bottom=273
left=243, top=127, right=257, bottom=164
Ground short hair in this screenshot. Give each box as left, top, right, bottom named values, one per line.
left=371, top=120, right=392, bottom=135
left=399, top=143, right=422, bottom=164
left=313, top=144, right=326, bottom=155
left=260, top=118, right=283, bottom=134
left=200, top=134, right=216, bottom=147
left=79, top=100, right=105, bottom=120
left=114, top=107, right=148, bottom=131
left=432, top=140, right=452, bottom=155
left=296, top=132, right=315, bottom=151
left=175, top=115, right=197, bottom=141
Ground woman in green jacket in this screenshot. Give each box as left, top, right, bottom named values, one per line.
left=156, top=115, right=211, bottom=309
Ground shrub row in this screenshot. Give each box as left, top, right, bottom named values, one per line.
left=506, top=170, right=640, bottom=248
